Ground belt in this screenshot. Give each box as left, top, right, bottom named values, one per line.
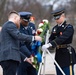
left=57, top=44, right=67, bottom=49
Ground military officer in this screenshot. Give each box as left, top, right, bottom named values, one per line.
left=17, top=12, right=37, bottom=75
left=42, top=8, right=76, bottom=75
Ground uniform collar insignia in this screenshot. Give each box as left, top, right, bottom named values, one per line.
left=54, top=28, right=56, bottom=32
left=62, top=25, right=64, bottom=27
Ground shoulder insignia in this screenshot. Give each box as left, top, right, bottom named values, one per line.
left=67, top=25, right=72, bottom=28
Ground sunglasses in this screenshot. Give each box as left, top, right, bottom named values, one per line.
left=54, top=15, right=61, bottom=20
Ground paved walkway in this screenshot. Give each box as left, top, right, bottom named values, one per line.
left=40, top=52, right=76, bottom=75
left=40, top=52, right=56, bottom=75
left=0, top=52, right=76, bottom=75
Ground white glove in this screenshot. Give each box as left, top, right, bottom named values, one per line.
left=42, top=43, right=52, bottom=51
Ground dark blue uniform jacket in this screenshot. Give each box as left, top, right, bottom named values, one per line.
left=49, top=21, right=76, bottom=67
left=19, top=24, right=32, bottom=58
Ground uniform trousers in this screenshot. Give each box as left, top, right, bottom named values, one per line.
left=0, top=60, right=19, bottom=75
left=17, top=61, right=37, bottom=75
left=56, top=65, right=74, bottom=75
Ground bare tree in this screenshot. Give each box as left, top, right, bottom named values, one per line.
left=0, top=0, right=7, bottom=25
